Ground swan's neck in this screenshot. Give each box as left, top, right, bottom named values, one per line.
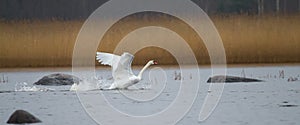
left=137, top=61, right=152, bottom=78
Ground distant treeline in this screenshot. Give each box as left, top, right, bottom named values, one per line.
left=0, top=0, right=107, bottom=20
left=0, top=0, right=300, bottom=20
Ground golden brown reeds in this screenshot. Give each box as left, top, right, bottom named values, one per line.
left=0, top=14, right=299, bottom=67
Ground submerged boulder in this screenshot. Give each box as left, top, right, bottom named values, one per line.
left=207, top=75, right=263, bottom=83
left=7, top=110, right=41, bottom=124
left=34, top=73, right=80, bottom=86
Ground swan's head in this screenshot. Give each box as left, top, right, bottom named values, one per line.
left=150, top=60, right=158, bottom=65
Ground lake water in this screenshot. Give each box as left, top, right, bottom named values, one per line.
left=0, top=65, right=300, bottom=125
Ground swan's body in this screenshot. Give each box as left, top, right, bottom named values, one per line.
left=96, top=52, right=157, bottom=89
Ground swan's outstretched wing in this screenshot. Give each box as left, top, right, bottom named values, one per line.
left=96, top=52, right=120, bottom=68
left=96, top=52, right=134, bottom=80
left=113, top=52, right=134, bottom=80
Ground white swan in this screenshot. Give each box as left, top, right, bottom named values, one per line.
left=96, top=52, right=157, bottom=89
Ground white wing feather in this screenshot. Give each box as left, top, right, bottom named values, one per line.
left=96, top=52, right=120, bottom=67
left=96, top=52, right=134, bottom=80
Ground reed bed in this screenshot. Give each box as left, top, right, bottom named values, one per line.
left=0, top=14, right=299, bottom=67
left=213, top=14, right=300, bottom=64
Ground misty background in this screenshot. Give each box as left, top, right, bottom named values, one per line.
left=1, top=0, right=300, bottom=20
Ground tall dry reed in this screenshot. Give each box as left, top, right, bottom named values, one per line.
left=0, top=14, right=299, bottom=67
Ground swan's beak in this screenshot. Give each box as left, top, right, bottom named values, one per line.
left=153, top=61, right=158, bottom=65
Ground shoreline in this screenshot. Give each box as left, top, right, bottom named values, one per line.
left=1, top=63, right=300, bottom=72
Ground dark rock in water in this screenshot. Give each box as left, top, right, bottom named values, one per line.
left=279, top=104, right=298, bottom=107
left=34, top=73, right=80, bottom=86
left=279, top=101, right=298, bottom=107
left=207, top=75, right=263, bottom=83
left=7, top=110, right=41, bottom=124
left=282, top=101, right=289, bottom=103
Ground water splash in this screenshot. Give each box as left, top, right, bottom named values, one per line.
left=15, top=82, right=55, bottom=92
left=69, top=77, right=113, bottom=91
left=69, top=75, right=154, bottom=91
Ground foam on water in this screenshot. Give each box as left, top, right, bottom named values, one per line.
left=70, top=77, right=112, bottom=91
left=14, top=82, right=55, bottom=92
left=70, top=77, right=153, bottom=91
